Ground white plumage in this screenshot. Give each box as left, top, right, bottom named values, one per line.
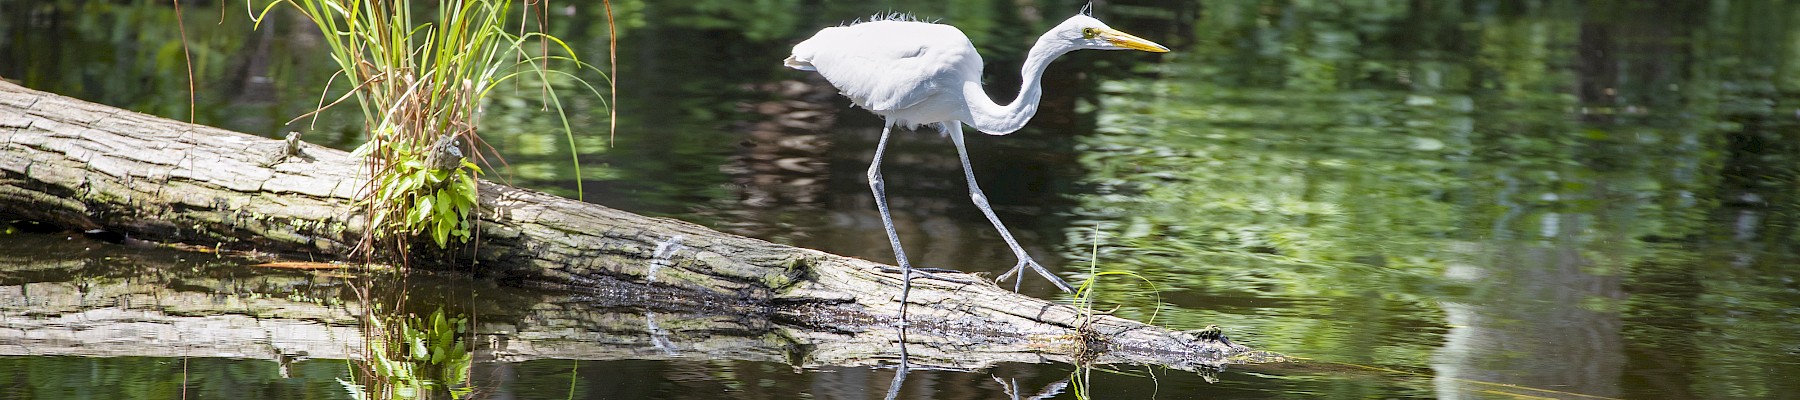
left=787, top=18, right=979, bottom=129
left=786, top=12, right=1167, bottom=296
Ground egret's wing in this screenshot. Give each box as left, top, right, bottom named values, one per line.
left=788, top=21, right=976, bottom=112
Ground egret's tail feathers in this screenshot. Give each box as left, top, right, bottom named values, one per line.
left=783, top=55, right=816, bottom=71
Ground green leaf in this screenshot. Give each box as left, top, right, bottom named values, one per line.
left=403, top=206, right=422, bottom=230
left=434, top=189, right=453, bottom=216
left=398, top=173, right=421, bottom=193
left=427, top=169, right=448, bottom=185
left=415, top=196, right=435, bottom=224
left=434, top=217, right=452, bottom=247
left=457, top=182, right=478, bottom=209
left=379, top=180, right=401, bottom=203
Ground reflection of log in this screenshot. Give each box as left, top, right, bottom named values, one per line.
left=0, top=238, right=365, bottom=361
left=0, top=81, right=1272, bottom=370
left=0, top=251, right=1267, bottom=372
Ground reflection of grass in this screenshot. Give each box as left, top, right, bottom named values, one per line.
left=251, top=0, right=605, bottom=256
left=342, top=307, right=473, bottom=400
left=1067, top=364, right=1159, bottom=400
left=1065, top=224, right=1163, bottom=400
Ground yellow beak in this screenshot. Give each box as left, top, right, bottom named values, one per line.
left=1099, top=28, right=1170, bottom=53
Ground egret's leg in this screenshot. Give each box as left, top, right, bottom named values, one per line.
left=868, top=124, right=917, bottom=323
left=869, top=125, right=974, bottom=324
left=950, top=126, right=1074, bottom=293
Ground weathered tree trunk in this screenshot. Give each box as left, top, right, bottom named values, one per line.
left=0, top=81, right=1275, bottom=371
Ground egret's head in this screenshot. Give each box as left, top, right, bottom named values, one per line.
left=1047, top=14, right=1169, bottom=53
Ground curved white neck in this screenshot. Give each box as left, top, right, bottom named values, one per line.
left=963, top=38, right=1072, bottom=135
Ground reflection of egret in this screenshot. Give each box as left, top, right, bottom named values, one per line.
left=785, top=11, right=1168, bottom=295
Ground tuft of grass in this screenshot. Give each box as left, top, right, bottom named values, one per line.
left=1070, top=223, right=1163, bottom=326
left=250, top=0, right=606, bottom=257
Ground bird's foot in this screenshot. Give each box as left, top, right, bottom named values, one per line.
left=876, top=265, right=976, bottom=285
left=882, top=266, right=971, bottom=329
left=996, top=256, right=1074, bottom=293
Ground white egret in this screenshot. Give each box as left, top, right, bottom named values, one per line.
left=785, top=11, right=1168, bottom=296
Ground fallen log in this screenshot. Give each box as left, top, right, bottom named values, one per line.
left=0, top=81, right=1277, bottom=371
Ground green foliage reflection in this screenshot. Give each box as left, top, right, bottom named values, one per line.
left=343, top=307, right=473, bottom=400
left=1074, top=0, right=1800, bottom=396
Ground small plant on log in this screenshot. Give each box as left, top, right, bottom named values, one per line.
left=1071, top=224, right=1163, bottom=327
left=370, top=133, right=483, bottom=249
left=251, top=0, right=604, bottom=256
left=1060, top=224, right=1168, bottom=399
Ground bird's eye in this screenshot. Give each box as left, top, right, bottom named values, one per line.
left=1081, top=27, right=1097, bottom=39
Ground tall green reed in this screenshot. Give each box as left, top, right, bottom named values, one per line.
left=251, top=0, right=605, bottom=255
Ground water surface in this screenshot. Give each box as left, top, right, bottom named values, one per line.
left=3, top=0, right=1798, bottom=399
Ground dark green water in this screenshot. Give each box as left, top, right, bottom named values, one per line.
left=4, top=0, right=1799, bottom=399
